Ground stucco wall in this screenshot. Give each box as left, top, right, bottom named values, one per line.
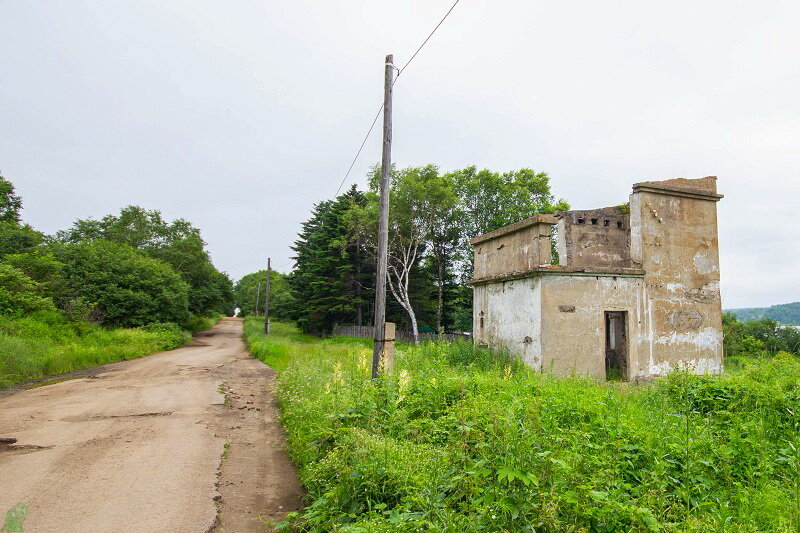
left=472, top=216, right=555, bottom=280
left=539, top=273, right=646, bottom=378
left=629, top=177, right=724, bottom=375
left=473, top=277, right=543, bottom=370
left=556, top=207, right=632, bottom=268
left=471, top=177, right=724, bottom=380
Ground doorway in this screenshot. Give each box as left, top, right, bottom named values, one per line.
left=604, top=311, right=628, bottom=381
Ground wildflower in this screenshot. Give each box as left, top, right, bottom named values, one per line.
left=503, top=364, right=513, bottom=380
left=357, top=349, right=369, bottom=372
left=396, top=369, right=411, bottom=404
left=332, top=361, right=344, bottom=386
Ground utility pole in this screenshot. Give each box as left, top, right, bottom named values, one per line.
left=264, top=258, right=271, bottom=335
left=254, top=282, right=261, bottom=317
left=372, top=54, right=395, bottom=379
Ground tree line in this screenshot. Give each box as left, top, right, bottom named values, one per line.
left=723, top=313, right=800, bottom=357
left=0, top=172, right=233, bottom=328
left=235, top=164, right=568, bottom=340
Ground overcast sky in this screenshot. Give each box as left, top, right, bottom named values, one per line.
left=2, top=1, right=798, bottom=308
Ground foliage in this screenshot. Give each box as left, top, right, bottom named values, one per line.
left=244, top=322, right=800, bottom=532
left=0, top=263, right=56, bottom=315
left=0, top=172, right=23, bottom=224
left=291, top=186, right=374, bottom=335
left=54, top=239, right=191, bottom=328
left=234, top=269, right=295, bottom=320
left=728, top=301, right=800, bottom=326
left=57, top=205, right=233, bottom=315
left=0, top=222, right=44, bottom=257
left=333, top=165, right=568, bottom=338
left=723, top=312, right=800, bottom=357
left=0, top=311, right=189, bottom=388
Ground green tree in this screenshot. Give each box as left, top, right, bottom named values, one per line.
left=0, top=172, right=22, bottom=224
left=234, top=269, right=295, bottom=320
left=291, top=186, right=373, bottom=335
left=54, top=240, right=190, bottom=327
left=57, top=206, right=232, bottom=315
left=0, top=263, right=56, bottom=315
left=0, top=173, right=43, bottom=257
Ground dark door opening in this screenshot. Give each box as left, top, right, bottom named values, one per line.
left=605, top=311, right=628, bottom=381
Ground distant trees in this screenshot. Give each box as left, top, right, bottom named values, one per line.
left=287, top=165, right=567, bottom=338
left=233, top=269, right=294, bottom=321
left=723, top=313, right=800, bottom=357
left=57, top=206, right=233, bottom=316
left=728, top=302, right=800, bottom=326
left=0, top=172, right=232, bottom=328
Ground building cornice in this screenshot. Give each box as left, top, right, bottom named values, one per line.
left=469, top=265, right=646, bottom=286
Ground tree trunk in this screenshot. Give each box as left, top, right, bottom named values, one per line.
left=407, top=304, right=419, bottom=345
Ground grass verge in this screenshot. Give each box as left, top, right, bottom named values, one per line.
left=244, top=319, right=800, bottom=532
left=0, top=311, right=212, bottom=388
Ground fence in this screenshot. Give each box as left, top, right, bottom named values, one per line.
left=332, top=324, right=471, bottom=344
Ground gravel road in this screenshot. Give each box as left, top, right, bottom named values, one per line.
left=0, top=318, right=302, bottom=532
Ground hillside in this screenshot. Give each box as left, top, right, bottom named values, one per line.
left=727, top=301, right=800, bottom=325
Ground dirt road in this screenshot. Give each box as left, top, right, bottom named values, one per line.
left=0, top=318, right=303, bottom=533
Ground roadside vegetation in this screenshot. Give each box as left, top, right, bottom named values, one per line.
left=235, top=165, right=568, bottom=339
left=0, top=172, right=231, bottom=388
left=244, top=318, right=800, bottom=532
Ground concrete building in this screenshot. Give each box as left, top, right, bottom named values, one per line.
left=470, top=176, right=724, bottom=380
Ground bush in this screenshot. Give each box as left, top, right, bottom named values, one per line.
left=55, top=239, right=190, bottom=328
left=0, top=263, right=56, bottom=314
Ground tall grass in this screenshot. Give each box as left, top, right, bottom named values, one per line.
left=244, top=319, right=800, bottom=532
left=0, top=311, right=191, bottom=388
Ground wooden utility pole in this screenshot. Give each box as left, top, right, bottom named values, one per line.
left=254, top=282, right=261, bottom=317
left=264, top=258, right=271, bottom=335
left=372, top=54, right=395, bottom=379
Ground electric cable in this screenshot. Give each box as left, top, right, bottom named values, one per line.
left=334, top=0, right=461, bottom=197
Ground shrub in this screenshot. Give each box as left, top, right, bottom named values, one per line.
left=55, top=239, right=190, bottom=327
left=0, top=263, right=56, bottom=314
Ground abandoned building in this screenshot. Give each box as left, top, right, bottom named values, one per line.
left=470, top=176, right=724, bottom=380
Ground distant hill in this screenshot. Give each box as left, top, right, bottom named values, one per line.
left=726, top=301, right=800, bottom=325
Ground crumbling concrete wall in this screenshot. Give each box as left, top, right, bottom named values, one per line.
left=472, top=215, right=556, bottom=280
left=629, top=176, right=724, bottom=375
left=538, top=273, right=645, bottom=378
left=470, top=176, right=724, bottom=380
left=473, top=277, right=543, bottom=370
left=556, top=206, right=632, bottom=268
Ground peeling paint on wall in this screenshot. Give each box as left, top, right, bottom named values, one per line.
left=471, top=176, right=724, bottom=380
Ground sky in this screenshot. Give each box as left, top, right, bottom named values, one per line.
left=1, top=0, right=798, bottom=309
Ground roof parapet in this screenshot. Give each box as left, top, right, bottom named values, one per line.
left=632, top=176, right=723, bottom=202
left=469, top=214, right=557, bottom=246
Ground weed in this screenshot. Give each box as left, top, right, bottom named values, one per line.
left=245, top=319, right=800, bottom=532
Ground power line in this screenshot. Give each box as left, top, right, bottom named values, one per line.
left=334, top=103, right=384, bottom=197
left=334, top=0, right=461, bottom=197
left=396, top=0, right=460, bottom=80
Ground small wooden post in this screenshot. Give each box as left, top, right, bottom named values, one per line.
left=379, top=322, right=396, bottom=374
left=264, top=258, right=271, bottom=334
left=372, top=53, right=394, bottom=379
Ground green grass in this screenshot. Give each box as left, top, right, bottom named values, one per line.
left=245, top=319, right=800, bottom=532
left=0, top=311, right=193, bottom=388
